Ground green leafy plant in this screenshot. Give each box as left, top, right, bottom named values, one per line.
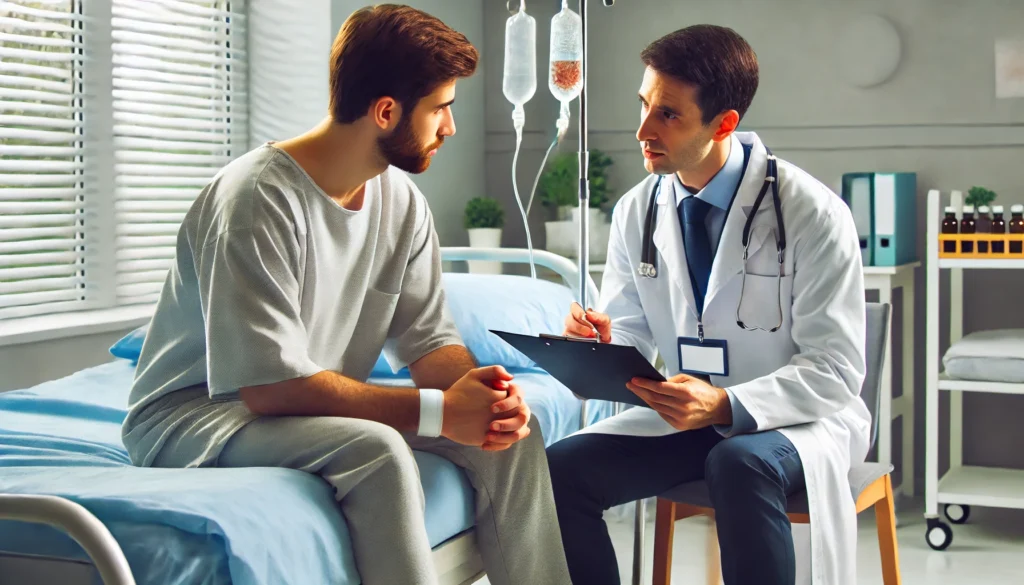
left=538, top=149, right=615, bottom=211
left=463, top=197, right=505, bottom=229
left=966, top=186, right=997, bottom=208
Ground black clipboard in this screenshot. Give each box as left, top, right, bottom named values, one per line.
left=489, top=330, right=665, bottom=408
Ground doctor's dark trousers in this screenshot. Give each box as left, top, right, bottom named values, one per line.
left=547, top=426, right=805, bottom=585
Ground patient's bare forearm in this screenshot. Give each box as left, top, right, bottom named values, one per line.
left=408, top=344, right=477, bottom=390
left=239, top=371, right=419, bottom=432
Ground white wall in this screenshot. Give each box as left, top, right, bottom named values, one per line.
left=0, top=329, right=132, bottom=393
left=483, top=0, right=1024, bottom=478
left=248, top=0, right=332, bottom=147
left=332, top=1, right=487, bottom=247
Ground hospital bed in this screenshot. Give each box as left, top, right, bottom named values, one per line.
left=0, top=248, right=614, bottom=585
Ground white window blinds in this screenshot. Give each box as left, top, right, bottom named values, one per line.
left=0, top=0, right=247, bottom=322
left=0, top=0, right=86, bottom=320
left=112, top=0, right=247, bottom=305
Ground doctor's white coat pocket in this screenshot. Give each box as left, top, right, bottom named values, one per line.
left=735, top=273, right=794, bottom=332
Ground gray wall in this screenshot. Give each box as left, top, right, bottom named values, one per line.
left=332, top=1, right=487, bottom=247
left=483, top=0, right=1024, bottom=483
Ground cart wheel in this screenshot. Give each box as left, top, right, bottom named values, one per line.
left=926, top=518, right=953, bottom=551
left=943, top=504, right=970, bottom=525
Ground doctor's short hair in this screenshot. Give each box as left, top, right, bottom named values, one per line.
left=641, top=25, right=759, bottom=126
left=329, top=4, right=479, bottom=124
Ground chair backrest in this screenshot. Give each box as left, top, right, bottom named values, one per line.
left=862, top=302, right=891, bottom=451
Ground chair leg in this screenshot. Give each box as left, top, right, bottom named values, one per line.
left=875, top=475, right=902, bottom=585
left=706, top=516, right=722, bottom=585
left=653, top=499, right=677, bottom=585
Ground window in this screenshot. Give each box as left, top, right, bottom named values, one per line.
left=112, top=0, right=247, bottom=305
left=0, top=0, right=247, bottom=321
left=0, top=0, right=85, bottom=320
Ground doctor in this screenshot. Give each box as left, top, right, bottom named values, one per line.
left=546, top=25, right=869, bottom=585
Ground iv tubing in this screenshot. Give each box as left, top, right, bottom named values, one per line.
left=526, top=137, right=557, bottom=217
left=511, top=105, right=537, bottom=279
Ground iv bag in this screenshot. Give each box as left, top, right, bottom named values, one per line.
left=549, top=1, right=583, bottom=104
left=503, top=6, right=537, bottom=108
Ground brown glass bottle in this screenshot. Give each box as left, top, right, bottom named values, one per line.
left=941, top=206, right=958, bottom=254
left=1010, top=205, right=1024, bottom=255
left=960, top=205, right=976, bottom=253
left=991, top=205, right=1006, bottom=254
left=976, top=206, right=992, bottom=253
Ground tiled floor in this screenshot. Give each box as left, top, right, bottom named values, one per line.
left=474, top=496, right=1024, bottom=584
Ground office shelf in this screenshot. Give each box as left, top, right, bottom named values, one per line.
left=937, top=258, right=1024, bottom=269
left=938, top=373, right=1024, bottom=395
left=937, top=466, right=1024, bottom=510
left=924, top=189, right=1024, bottom=552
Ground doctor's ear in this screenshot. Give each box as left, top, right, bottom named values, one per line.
left=711, top=110, right=740, bottom=141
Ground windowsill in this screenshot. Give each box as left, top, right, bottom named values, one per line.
left=0, top=305, right=154, bottom=349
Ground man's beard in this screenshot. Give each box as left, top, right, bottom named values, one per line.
left=378, top=117, right=443, bottom=174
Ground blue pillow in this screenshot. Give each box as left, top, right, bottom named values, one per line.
left=109, top=322, right=149, bottom=363
left=439, top=273, right=574, bottom=369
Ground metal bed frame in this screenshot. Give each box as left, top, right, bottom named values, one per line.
left=0, top=247, right=599, bottom=585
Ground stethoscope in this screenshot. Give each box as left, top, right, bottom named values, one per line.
left=638, top=147, right=786, bottom=335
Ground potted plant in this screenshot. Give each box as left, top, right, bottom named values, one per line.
left=463, top=196, right=504, bottom=274
left=569, top=149, right=614, bottom=230
left=966, top=186, right=997, bottom=208
left=538, top=151, right=580, bottom=220
left=538, top=149, right=615, bottom=261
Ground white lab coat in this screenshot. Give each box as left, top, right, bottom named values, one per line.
left=583, top=132, right=870, bottom=584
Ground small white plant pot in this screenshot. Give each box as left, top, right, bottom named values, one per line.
left=570, top=206, right=604, bottom=228
left=544, top=220, right=577, bottom=258
left=570, top=207, right=609, bottom=263
left=467, top=228, right=503, bottom=274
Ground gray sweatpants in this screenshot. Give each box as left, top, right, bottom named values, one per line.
left=155, top=413, right=570, bottom=585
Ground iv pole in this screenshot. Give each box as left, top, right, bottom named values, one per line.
left=578, top=5, right=645, bottom=585
left=577, top=0, right=591, bottom=310
left=577, top=0, right=615, bottom=310
left=502, top=2, right=641, bottom=583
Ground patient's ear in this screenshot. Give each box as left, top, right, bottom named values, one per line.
left=370, top=97, right=401, bottom=132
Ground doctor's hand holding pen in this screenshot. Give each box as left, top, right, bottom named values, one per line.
left=442, top=366, right=533, bottom=451
left=562, top=303, right=733, bottom=431
left=563, top=302, right=613, bottom=342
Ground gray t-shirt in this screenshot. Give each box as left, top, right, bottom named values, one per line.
left=121, top=144, right=462, bottom=467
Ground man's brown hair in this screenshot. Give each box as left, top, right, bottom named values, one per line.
left=641, top=25, right=759, bottom=125
left=329, top=4, right=479, bottom=124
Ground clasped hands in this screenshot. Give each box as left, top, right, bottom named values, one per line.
left=442, top=366, right=532, bottom=451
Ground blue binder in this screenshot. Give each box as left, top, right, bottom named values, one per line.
left=841, top=172, right=918, bottom=266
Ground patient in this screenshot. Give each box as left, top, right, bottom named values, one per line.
left=120, top=5, right=570, bottom=585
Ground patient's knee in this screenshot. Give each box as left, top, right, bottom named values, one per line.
left=355, top=422, right=415, bottom=466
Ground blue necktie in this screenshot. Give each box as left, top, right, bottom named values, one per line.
left=679, top=197, right=713, bottom=315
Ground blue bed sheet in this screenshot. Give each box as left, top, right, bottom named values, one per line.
left=0, top=359, right=614, bottom=585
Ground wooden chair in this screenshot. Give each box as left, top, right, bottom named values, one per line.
left=650, top=303, right=901, bottom=585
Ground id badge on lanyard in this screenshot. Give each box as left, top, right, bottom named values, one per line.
left=678, top=320, right=729, bottom=377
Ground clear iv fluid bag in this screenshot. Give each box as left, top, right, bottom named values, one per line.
left=549, top=2, right=583, bottom=103
left=503, top=8, right=537, bottom=108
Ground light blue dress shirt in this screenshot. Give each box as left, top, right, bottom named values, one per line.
left=671, top=135, right=757, bottom=437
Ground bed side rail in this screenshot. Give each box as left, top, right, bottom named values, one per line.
left=440, top=247, right=599, bottom=306
left=0, top=494, right=135, bottom=585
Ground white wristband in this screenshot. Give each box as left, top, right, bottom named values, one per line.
left=418, top=389, right=445, bottom=438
